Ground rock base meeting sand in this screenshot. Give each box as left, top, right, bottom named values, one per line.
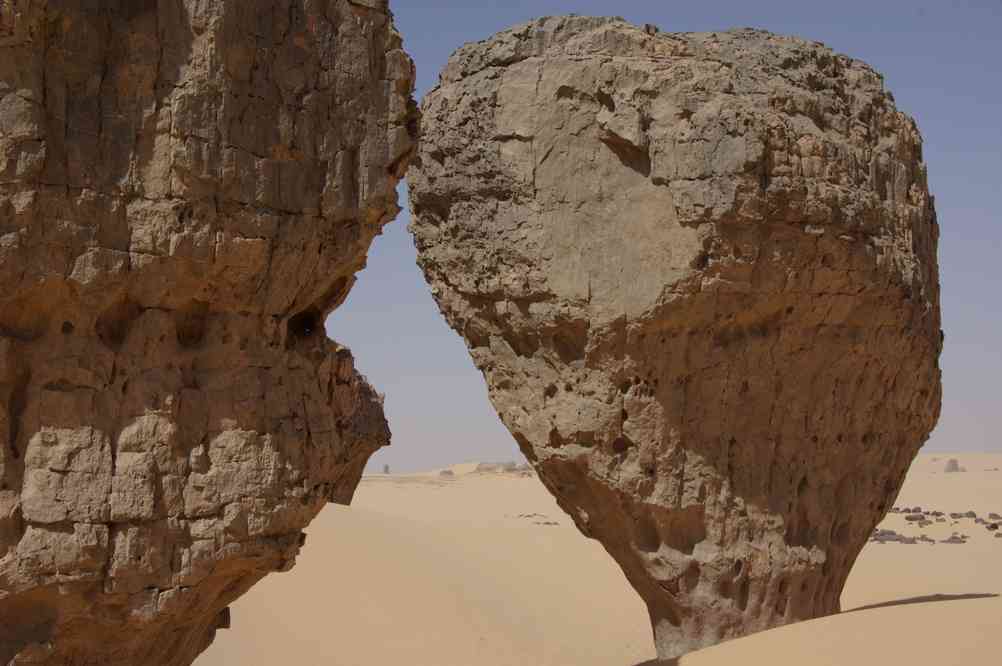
left=200, top=453, right=1001, bottom=665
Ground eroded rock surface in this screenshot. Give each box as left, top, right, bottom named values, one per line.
left=0, top=1, right=414, bottom=663
left=410, top=16, right=941, bottom=659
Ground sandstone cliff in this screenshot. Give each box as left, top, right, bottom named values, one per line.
left=409, top=16, right=941, bottom=659
left=0, top=1, right=414, bottom=663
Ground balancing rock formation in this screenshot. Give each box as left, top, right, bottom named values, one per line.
left=410, top=16, right=942, bottom=659
left=0, top=1, right=414, bottom=663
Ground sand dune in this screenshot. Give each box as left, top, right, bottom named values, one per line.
left=199, top=454, right=1001, bottom=665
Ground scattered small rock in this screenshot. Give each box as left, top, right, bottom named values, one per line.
left=439, top=469, right=455, bottom=478
left=871, top=529, right=920, bottom=544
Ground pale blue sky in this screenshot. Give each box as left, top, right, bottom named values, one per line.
left=328, top=1, right=1002, bottom=472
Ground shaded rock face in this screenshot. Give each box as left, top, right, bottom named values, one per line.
left=409, top=16, right=941, bottom=659
left=0, top=1, right=414, bottom=663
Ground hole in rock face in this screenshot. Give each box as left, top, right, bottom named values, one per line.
left=658, top=506, right=708, bottom=556
left=736, top=577, right=751, bottom=611
left=552, top=331, right=586, bottom=363
left=95, top=298, right=141, bottom=350
left=777, top=592, right=790, bottom=618
left=786, top=512, right=815, bottom=548
left=635, top=514, right=662, bottom=553
left=509, top=331, right=540, bottom=358
left=175, top=301, right=209, bottom=349
left=683, top=560, right=701, bottom=592
left=596, top=90, right=616, bottom=112
left=612, top=435, right=633, bottom=455
left=61, top=321, right=74, bottom=334
left=599, top=132, right=651, bottom=177
left=287, top=309, right=321, bottom=346
left=691, top=250, right=710, bottom=270
left=6, top=369, right=29, bottom=461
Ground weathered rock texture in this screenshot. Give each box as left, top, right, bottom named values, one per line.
left=409, top=16, right=941, bottom=659
left=0, top=1, right=414, bottom=663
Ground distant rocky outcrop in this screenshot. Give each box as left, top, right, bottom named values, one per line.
left=0, top=1, right=414, bottom=663
left=409, top=16, right=941, bottom=659
left=473, top=461, right=535, bottom=476
left=944, top=458, right=965, bottom=473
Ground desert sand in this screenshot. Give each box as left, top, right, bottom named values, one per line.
left=199, top=454, right=1001, bottom=665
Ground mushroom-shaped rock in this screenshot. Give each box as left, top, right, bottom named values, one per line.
left=408, top=16, right=941, bottom=659
left=0, top=1, right=415, bottom=663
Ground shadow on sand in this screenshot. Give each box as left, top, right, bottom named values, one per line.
left=846, top=592, right=998, bottom=613
left=630, top=593, right=998, bottom=664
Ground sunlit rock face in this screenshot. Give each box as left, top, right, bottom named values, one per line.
left=409, top=16, right=941, bottom=659
left=0, top=1, right=415, bottom=663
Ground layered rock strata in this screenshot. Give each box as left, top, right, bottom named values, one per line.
left=0, top=1, right=414, bottom=663
left=409, top=16, right=941, bottom=659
